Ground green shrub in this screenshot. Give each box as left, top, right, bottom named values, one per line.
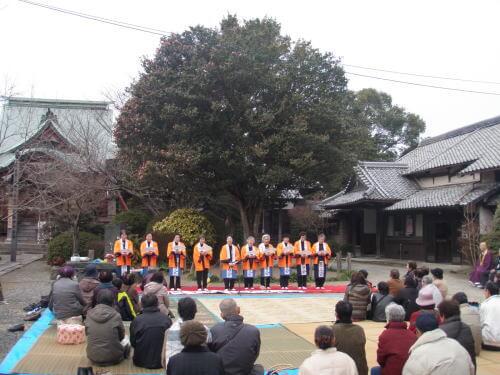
left=48, top=231, right=102, bottom=263
left=483, top=205, right=500, bottom=252
left=113, top=209, right=150, bottom=235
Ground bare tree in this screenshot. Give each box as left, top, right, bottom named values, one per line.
left=460, top=204, right=480, bottom=265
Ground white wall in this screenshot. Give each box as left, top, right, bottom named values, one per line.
left=416, top=172, right=477, bottom=188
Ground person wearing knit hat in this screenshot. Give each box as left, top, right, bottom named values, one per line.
left=403, top=313, right=474, bottom=375
left=49, top=265, right=85, bottom=321
left=167, top=320, right=224, bottom=375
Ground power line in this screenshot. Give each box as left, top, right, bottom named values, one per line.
left=16, top=0, right=170, bottom=36
left=344, top=63, right=500, bottom=86
left=345, top=71, right=500, bottom=96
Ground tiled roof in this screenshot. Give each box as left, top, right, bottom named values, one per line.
left=385, top=183, right=500, bottom=211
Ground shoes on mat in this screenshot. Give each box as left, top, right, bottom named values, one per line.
left=23, top=303, right=39, bottom=312
left=123, top=343, right=131, bottom=359
left=8, top=323, right=25, bottom=332
left=24, top=307, right=42, bottom=321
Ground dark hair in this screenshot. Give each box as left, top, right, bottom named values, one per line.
left=407, top=261, right=417, bottom=271
left=438, top=300, right=460, bottom=319
left=452, top=292, right=468, bottom=305
left=98, top=270, right=114, bottom=283
left=150, top=271, right=164, bottom=284
left=112, top=278, right=123, bottom=290
left=299, top=231, right=307, bottom=237
left=359, top=269, right=368, bottom=279
left=351, top=271, right=367, bottom=285
left=415, top=267, right=429, bottom=278
left=314, top=325, right=334, bottom=350
left=404, top=276, right=418, bottom=289
left=485, top=281, right=499, bottom=296
left=415, top=312, right=439, bottom=333
left=431, top=268, right=444, bottom=280
left=178, top=297, right=197, bottom=321
left=390, top=269, right=400, bottom=279
left=122, top=273, right=136, bottom=286
left=335, top=300, right=353, bottom=322
left=282, top=234, right=290, bottom=239
left=97, top=289, right=115, bottom=306
left=377, top=281, right=389, bottom=295
left=141, top=293, right=159, bottom=308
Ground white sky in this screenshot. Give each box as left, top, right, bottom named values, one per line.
left=1, top=0, right=499, bottom=137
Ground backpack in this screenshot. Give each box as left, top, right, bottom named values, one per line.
left=117, top=292, right=136, bottom=321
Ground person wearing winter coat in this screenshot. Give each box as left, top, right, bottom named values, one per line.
left=130, top=294, right=172, bottom=369
left=372, top=304, right=417, bottom=375
left=370, top=282, right=394, bottom=322
left=299, top=325, right=357, bottom=375
left=452, top=292, right=482, bottom=355
left=143, top=271, right=170, bottom=316
left=85, top=289, right=129, bottom=366
left=396, top=276, right=419, bottom=321
left=408, top=285, right=441, bottom=334
left=438, top=300, right=476, bottom=369
left=49, top=266, right=85, bottom=321
left=480, top=281, right=500, bottom=350
left=79, top=264, right=100, bottom=314
left=402, top=314, right=474, bottom=375
left=344, top=272, right=371, bottom=321
left=332, top=301, right=368, bottom=375
left=386, top=269, right=403, bottom=297
left=91, top=270, right=118, bottom=308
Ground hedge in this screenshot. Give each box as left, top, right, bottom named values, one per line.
left=48, top=231, right=103, bottom=263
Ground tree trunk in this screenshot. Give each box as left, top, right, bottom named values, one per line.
left=236, top=199, right=263, bottom=239
left=237, top=201, right=252, bottom=239
left=252, top=206, right=262, bottom=237
left=72, top=212, right=81, bottom=256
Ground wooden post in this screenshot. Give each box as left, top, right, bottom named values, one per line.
left=347, top=252, right=352, bottom=273
left=336, top=250, right=342, bottom=275
left=10, top=153, right=20, bottom=263
left=376, top=209, right=383, bottom=258
left=87, top=249, right=95, bottom=260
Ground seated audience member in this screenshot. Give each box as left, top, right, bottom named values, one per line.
left=470, top=242, right=493, bottom=287
left=371, top=304, right=417, bottom=375
left=162, top=297, right=211, bottom=367
left=91, top=270, right=118, bottom=308
left=414, top=266, right=429, bottom=290
left=420, top=275, right=442, bottom=306
left=49, top=266, right=85, bottom=322
left=123, top=273, right=141, bottom=313
left=131, top=294, right=172, bottom=369
left=405, top=261, right=417, bottom=281
left=480, top=281, right=500, bottom=351
left=112, top=278, right=136, bottom=321
left=299, top=325, right=357, bottom=375
left=167, top=320, right=224, bottom=375
left=344, top=272, right=372, bottom=321
left=143, top=271, right=170, bottom=316
left=452, top=292, right=482, bottom=355
left=332, top=300, right=368, bottom=375
left=397, top=276, right=419, bottom=321
left=489, top=249, right=500, bottom=283
left=431, top=268, right=448, bottom=299
left=371, top=282, right=394, bottom=322
left=209, top=298, right=263, bottom=375
left=408, top=286, right=440, bottom=333
left=359, top=269, right=373, bottom=288
left=387, top=269, right=403, bottom=297
left=438, top=300, right=476, bottom=368
left=403, top=314, right=474, bottom=375
left=85, top=289, right=130, bottom=366
left=79, top=264, right=100, bottom=314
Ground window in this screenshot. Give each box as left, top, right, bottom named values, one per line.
left=387, top=213, right=417, bottom=237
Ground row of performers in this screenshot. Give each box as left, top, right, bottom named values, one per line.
left=113, top=231, right=332, bottom=291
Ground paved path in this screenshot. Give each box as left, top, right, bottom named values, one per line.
left=0, top=253, right=44, bottom=277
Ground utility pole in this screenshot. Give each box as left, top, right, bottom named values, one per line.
left=10, top=152, right=19, bottom=262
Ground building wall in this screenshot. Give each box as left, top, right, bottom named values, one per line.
left=416, top=173, right=477, bottom=188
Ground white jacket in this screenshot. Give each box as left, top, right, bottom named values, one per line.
left=480, top=294, right=500, bottom=348
left=403, top=329, right=474, bottom=375
left=299, top=347, right=358, bottom=375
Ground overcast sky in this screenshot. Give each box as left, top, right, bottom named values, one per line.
left=1, top=0, right=499, bottom=137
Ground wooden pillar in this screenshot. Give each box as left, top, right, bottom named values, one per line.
left=376, top=209, right=383, bottom=258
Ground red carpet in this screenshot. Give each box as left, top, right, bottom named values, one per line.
left=161, top=284, right=349, bottom=294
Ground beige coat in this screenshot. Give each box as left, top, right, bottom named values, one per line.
left=403, top=329, right=474, bottom=375
left=299, top=347, right=358, bottom=375
left=460, top=303, right=482, bottom=355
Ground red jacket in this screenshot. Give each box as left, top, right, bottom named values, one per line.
left=408, top=309, right=442, bottom=334
left=377, top=321, right=416, bottom=375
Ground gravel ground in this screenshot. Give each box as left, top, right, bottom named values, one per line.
left=0, top=261, right=52, bottom=361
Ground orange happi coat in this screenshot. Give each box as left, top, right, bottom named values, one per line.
left=167, top=241, right=186, bottom=269
left=113, top=239, right=134, bottom=266
left=277, top=242, right=294, bottom=268
left=311, top=242, right=332, bottom=264
left=219, top=244, right=240, bottom=271
left=193, top=243, right=212, bottom=271
left=240, top=244, right=259, bottom=271
left=258, top=243, right=276, bottom=269
left=293, top=240, right=312, bottom=266
left=140, top=240, right=159, bottom=268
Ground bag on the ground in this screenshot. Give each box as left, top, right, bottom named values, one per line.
left=57, top=324, right=86, bottom=345
left=117, top=291, right=136, bottom=321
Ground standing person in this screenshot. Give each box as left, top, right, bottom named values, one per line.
left=387, top=269, right=403, bottom=297
left=311, top=234, right=332, bottom=289
left=431, top=268, right=448, bottom=299
left=130, top=294, right=172, bottom=369
left=209, top=299, right=262, bottom=375
left=397, top=276, right=419, bottom=321
left=344, top=272, right=371, bottom=321
left=143, top=271, right=171, bottom=316
left=276, top=235, right=294, bottom=290
left=405, top=261, right=417, bottom=281
left=452, top=292, right=482, bottom=356
left=480, top=281, right=500, bottom=351
left=258, top=234, right=275, bottom=290
left=113, top=231, right=134, bottom=275
left=49, top=266, right=85, bottom=322
left=370, top=282, right=394, bottom=322
left=167, top=320, right=225, bottom=375
left=241, top=236, right=259, bottom=290
left=85, top=289, right=130, bottom=366
left=140, top=233, right=159, bottom=272
left=403, top=314, right=474, bottom=375
left=167, top=234, right=186, bottom=291
left=193, top=236, right=213, bottom=292
left=372, top=304, right=417, bottom=375
left=469, top=242, right=493, bottom=287
left=299, top=325, right=357, bottom=375
left=294, top=232, right=312, bottom=289
left=220, top=236, right=240, bottom=292
left=79, top=264, right=100, bottom=314
left=332, top=300, right=368, bottom=375
left=438, top=300, right=476, bottom=369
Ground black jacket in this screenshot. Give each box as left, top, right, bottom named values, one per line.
left=167, top=346, right=225, bottom=375
left=440, top=315, right=477, bottom=368
left=396, top=287, right=419, bottom=321
left=209, top=315, right=260, bottom=375
left=130, top=306, right=172, bottom=369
